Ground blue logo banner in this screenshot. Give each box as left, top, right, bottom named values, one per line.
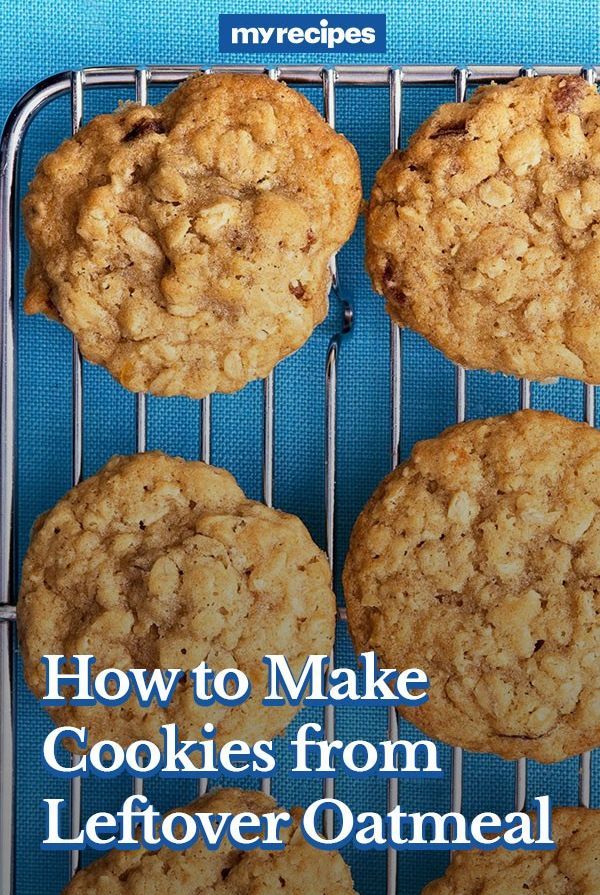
left=219, top=14, right=386, bottom=54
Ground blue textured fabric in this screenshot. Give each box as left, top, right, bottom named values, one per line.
left=2, top=1, right=599, bottom=893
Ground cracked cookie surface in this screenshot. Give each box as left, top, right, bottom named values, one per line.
left=23, top=73, right=361, bottom=398
left=18, top=452, right=335, bottom=749
left=61, top=788, right=357, bottom=894
left=343, top=411, right=600, bottom=761
left=422, top=807, right=600, bottom=894
left=366, top=75, right=600, bottom=383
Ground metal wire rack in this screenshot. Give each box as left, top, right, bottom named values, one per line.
left=1, top=63, right=599, bottom=895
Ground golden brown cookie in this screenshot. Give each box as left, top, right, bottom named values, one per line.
left=61, top=788, right=357, bottom=894
left=18, top=451, right=335, bottom=749
left=422, top=807, right=600, bottom=894
left=366, top=75, right=600, bottom=383
left=344, top=411, right=600, bottom=762
left=24, top=73, right=361, bottom=398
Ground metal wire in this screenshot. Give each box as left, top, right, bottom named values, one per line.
left=388, top=66, right=403, bottom=895
left=129, top=67, right=149, bottom=803
left=516, top=371, right=529, bottom=813
left=510, top=65, right=539, bottom=816
left=260, top=66, right=280, bottom=799
left=449, top=68, right=470, bottom=822
left=262, top=66, right=279, bottom=514
left=322, top=65, right=355, bottom=840
left=68, top=69, right=84, bottom=880
left=0, top=45, right=18, bottom=895
left=17, top=64, right=596, bottom=93
left=135, top=68, right=148, bottom=459
left=578, top=65, right=598, bottom=815
left=0, top=64, right=598, bottom=895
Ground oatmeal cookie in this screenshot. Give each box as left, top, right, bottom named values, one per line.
left=422, top=807, right=600, bottom=894
left=366, top=75, right=600, bottom=383
left=24, top=73, right=361, bottom=398
left=344, top=411, right=600, bottom=762
left=61, top=788, right=357, bottom=894
left=18, top=452, right=335, bottom=749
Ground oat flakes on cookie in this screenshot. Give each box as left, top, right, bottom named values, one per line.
left=23, top=73, right=361, bottom=398
left=366, top=75, right=600, bottom=383
left=344, top=411, right=600, bottom=762
left=61, top=788, right=357, bottom=894
left=422, top=807, right=600, bottom=894
left=18, top=452, right=335, bottom=749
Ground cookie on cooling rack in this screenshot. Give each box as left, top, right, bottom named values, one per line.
left=61, top=787, right=357, bottom=894
left=23, top=73, right=361, bottom=398
left=344, top=410, right=600, bottom=762
left=366, top=74, right=600, bottom=383
left=18, top=451, right=335, bottom=749
left=422, top=807, right=599, bottom=894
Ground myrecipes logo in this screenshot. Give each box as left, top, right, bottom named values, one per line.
left=219, top=14, right=386, bottom=53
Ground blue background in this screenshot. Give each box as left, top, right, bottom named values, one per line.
left=2, top=1, right=599, bottom=893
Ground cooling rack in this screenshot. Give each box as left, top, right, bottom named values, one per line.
left=1, top=63, right=599, bottom=895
